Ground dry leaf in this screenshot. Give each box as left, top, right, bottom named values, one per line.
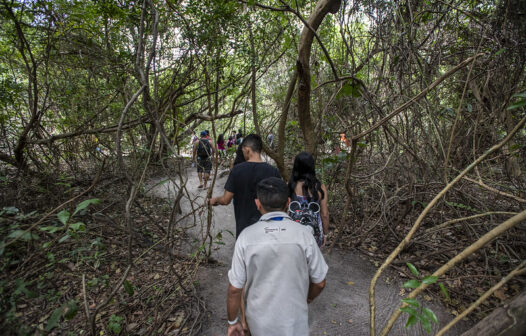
left=494, top=289, right=507, bottom=301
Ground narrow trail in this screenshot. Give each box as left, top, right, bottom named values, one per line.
left=148, top=165, right=470, bottom=336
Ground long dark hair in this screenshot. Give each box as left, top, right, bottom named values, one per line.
left=233, top=144, right=245, bottom=166
left=217, top=133, right=224, bottom=144
left=288, top=152, right=324, bottom=201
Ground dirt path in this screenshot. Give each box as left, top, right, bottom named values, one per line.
left=148, top=166, right=470, bottom=336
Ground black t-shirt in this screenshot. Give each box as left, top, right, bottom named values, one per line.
left=225, top=161, right=281, bottom=237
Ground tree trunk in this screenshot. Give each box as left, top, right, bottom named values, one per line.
left=297, top=0, right=341, bottom=155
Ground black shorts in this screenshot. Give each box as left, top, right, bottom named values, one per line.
left=197, top=157, right=212, bottom=173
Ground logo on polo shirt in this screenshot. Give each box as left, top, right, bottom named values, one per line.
left=264, top=227, right=287, bottom=234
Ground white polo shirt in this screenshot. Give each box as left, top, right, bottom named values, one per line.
left=228, top=211, right=329, bottom=336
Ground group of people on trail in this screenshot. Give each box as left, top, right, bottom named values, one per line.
left=208, top=134, right=330, bottom=336
left=192, top=129, right=248, bottom=189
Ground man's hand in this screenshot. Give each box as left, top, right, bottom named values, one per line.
left=227, top=322, right=244, bottom=336
left=209, top=191, right=234, bottom=206
left=307, top=279, right=326, bottom=303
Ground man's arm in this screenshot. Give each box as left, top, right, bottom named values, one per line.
left=227, top=284, right=243, bottom=320
left=320, top=184, right=330, bottom=246
left=192, top=141, right=197, bottom=162
left=307, top=278, right=326, bottom=303
left=210, top=140, right=216, bottom=155
left=210, top=190, right=234, bottom=206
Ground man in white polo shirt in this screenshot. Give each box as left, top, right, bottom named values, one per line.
left=226, top=177, right=328, bottom=336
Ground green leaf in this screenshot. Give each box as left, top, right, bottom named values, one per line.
left=57, top=210, right=70, bottom=225
left=401, top=298, right=420, bottom=307
left=422, top=307, right=438, bottom=324
left=403, top=279, right=421, bottom=288
left=40, top=225, right=63, bottom=233
left=69, top=222, right=85, bottom=232
left=405, top=314, right=418, bottom=328
left=3, top=206, right=20, bottom=215
left=123, top=280, right=134, bottom=296
left=439, top=283, right=450, bottom=300
left=422, top=276, right=438, bottom=284
left=59, top=234, right=70, bottom=243
left=419, top=313, right=432, bottom=333
left=494, top=48, right=505, bottom=56
left=507, top=99, right=526, bottom=110
left=338, top=82, right=362, bottom=98
left=8, top=230, right=39, bottom=241
left=46, top=307, right=63, bottom=331
left=108, top=314, right=123, bottom=334
left=73, top=198, right=100, bottom=216
left=64, top=300, right=78, bottom=320
left=406, top=262, right=419, bottom=276
left=400, top=306, right=418, bottom=315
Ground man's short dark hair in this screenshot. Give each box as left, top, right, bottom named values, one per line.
left=257, top=177, right=288, bottom=211
left=241, top=134, right=262, bottom=153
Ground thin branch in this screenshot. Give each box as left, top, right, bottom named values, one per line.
left=423, top=211, right=519, bottom=235
left=116, top=85, right=147, bottom=182
left=184, top=109, right=244, bottom=124
left=236, top=0, right=289, bottom=12
left=82, top=274, right=91, bottom=330
left=355, top=54, right=483, bottom=141
left=435, top=260, right=526, bottom=336
left=28, top=116, right=150, bottom=145
left=444, top=48, right=481, bottom=183
left=4, top=161, right=104, bottom=248
left=372, top=112, right=526, bottom=336
left=90, top=265, right=132, bottom=335
left=463, top=176, right=526, bottom=203
left=380, top=210, right=526, bottom=336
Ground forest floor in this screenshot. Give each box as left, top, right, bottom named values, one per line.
left=147, top=163, right=472, bottom=336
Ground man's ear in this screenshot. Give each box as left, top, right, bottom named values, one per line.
left=255, top=198, right=263, bottom=212
left=242, top=146, right=251, bottom=160
left=283, top=197, right=290, bottom=211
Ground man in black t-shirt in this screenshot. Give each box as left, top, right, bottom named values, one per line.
left=209, top=134, right=281, bottom=237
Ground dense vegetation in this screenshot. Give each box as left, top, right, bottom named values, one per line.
left=1, top=0, right=524, bottom=335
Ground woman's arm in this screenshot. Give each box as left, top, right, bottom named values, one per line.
left=320, top=184, right=330, bottom=240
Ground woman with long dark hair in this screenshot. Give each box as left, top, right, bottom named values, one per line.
left=217, top=133, right=226, bottom=158
left=288, top=152, right=329, bottom=246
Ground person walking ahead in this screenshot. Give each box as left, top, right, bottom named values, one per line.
left=289, top=151, right=330, bottom=247
left=209, top=134, right=280, bottom=237
left=226, top=177, right=328, bottom=336
left=192, top=130, right=215, bottom=189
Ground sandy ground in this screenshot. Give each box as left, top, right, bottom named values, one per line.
left=147, top=163, right=470, bottom=336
